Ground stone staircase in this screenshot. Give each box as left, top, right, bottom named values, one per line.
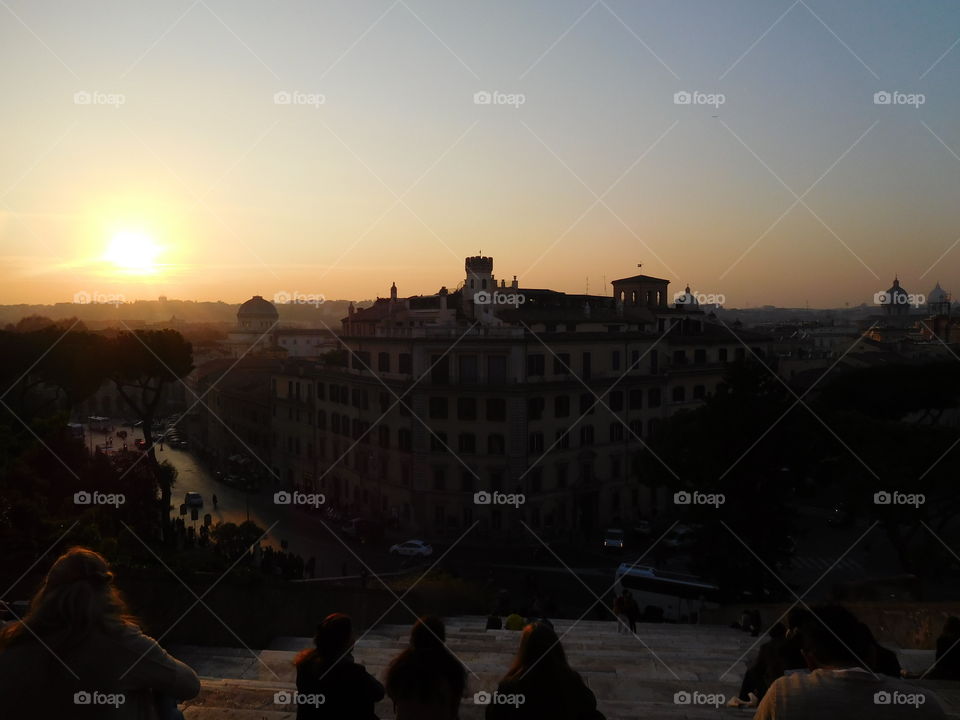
left=173, top=616, right=960, bottom=719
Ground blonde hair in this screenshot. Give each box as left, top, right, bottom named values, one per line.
left=0, top=546, right=137, bottom=651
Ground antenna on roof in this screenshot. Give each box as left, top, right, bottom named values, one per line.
left=637, top=263, right=643, bottom=268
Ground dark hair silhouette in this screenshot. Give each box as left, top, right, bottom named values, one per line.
left=504, top=622, right=579, bottom=684
left=385, top=616, right=465, bottom=718
left=799, top=606, right=868, bottom=668
left=0, top=546, right=137, bottom=652
left=942, top=616, right=960, bottom=639
left=409, top=615, right=446, bottom=650
left=295, top=612, right=353, bottom=666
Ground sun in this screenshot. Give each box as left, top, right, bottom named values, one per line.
left=103, top=231, right=162, bottom=274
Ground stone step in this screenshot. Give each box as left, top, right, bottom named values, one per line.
left=182, top=678, right=750, bottom=720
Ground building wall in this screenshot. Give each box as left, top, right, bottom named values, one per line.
left=270, top=331, right=761, bottom=543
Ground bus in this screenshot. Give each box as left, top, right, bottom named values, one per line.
left=614, top=564, right=721, bottom=623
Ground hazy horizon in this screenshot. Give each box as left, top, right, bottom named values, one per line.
left=3, top=0, right=960, bottom=308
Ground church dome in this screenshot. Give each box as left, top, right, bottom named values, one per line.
left=675, top=285, right=699, bottom=308
left=928, top=282, right=949, bottom=305
left=238, top=295, right=279, bottom=320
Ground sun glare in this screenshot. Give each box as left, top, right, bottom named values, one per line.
left=103, top=231, right=161, bottom=274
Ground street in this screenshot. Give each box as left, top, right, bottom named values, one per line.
left=156, top=443, right=399, bottom=579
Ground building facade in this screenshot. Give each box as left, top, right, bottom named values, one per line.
left=269, top=256, right=770, bottom=544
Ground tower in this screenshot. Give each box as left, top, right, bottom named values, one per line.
left=464, top=256, right=495, bottom=293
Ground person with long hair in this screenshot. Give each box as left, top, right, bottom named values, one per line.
left=294, top=612, right=384, bottom=719
left=485, top=622, right=604, bottom=719
left=0, top=546, right=199, bottom=719
left=385, top=615, right=466, bottom=720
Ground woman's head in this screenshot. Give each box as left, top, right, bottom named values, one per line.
left=0, top=546, right=134, bottom=650
left=409, top=615, right=446, bottom=650
left=504, top=622, right=573, bottom=683
left=314, top=613, right=354, bottom=660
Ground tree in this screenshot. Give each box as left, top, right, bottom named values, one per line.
left=108, top=329, right=193, bottom=532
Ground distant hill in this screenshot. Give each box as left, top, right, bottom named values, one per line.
left=0, top=298, right=371, bottom=328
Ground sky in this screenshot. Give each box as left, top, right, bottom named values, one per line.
left=2, top=0, right=960, bottom=309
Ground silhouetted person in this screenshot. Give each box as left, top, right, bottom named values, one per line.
left=928, top=616, right=960, bottom=680
left=385, top=616, right=466, bottom=720
left=0, top=546, right=199, bottom=719
left=622, top=590, right=638, bottom=634
left=486, top=622, right=604, bottom=719
left=855, top=623, right=901, bottom=678
left=754, top=605, right=944, bottom=719
left=612, top=594, right=627, bottom=634
left=486, top=613, right=503, bottom=630
left=780, top=607, right=812, bottom=673
left=294, top=613, right=384, bottom=719
left=738, top=622, right=787, bottom=702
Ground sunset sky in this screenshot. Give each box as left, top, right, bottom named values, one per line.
left=2, top=0, right=960, bottom=308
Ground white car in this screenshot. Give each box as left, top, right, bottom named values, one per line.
left=184, top=492, right=203, bottom=508
left=389, top=540, right=433, bottom=557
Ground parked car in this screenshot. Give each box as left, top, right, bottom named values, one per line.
left=389, top=539, right=433, bottom=557
left=184, top=492, right=203, bottom=508
left=663, top=524, right=697, bottom=549
left=602, top=528, right=625, bottom=553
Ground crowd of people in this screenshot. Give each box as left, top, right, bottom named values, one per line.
left=1, top=545, right=959, bottom=719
